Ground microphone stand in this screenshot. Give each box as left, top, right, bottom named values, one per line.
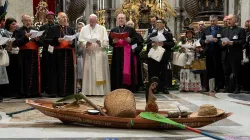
left=74, top=15, right=84, bottom=95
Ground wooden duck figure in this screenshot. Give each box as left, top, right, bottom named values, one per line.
left=145, top=77, right=159, bottom=113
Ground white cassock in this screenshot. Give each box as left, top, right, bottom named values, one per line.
left=79, top=24, right=110, bottom=95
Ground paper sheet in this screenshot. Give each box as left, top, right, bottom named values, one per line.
left=221, top=37, right=230, bottom=42
left=150, top=33, right=166, bottom=42
left=48, top=45, right=54, bottom=53
left=206, top=35, right=213, bottom=41
left=9, top=38, right=15, bottom=42
left=30, top=30, right=44, bottom=38
left=132, top=44, right=138, bottom=50
left=0, top=37, right=10, bottom=45
left=63, top=35, right=76, bottom=41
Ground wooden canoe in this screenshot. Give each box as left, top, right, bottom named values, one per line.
left=26, top=99, right=232, bottom=130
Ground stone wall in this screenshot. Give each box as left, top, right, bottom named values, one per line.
left=5, top=0, right=33, bottom=25
left=241, top=0, right=250, bottom=27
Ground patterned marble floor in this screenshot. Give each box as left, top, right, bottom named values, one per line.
left=0, top=91, right=250, bottom=139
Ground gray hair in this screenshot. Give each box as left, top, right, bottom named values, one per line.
left=126, top=21, right=134, bottom=26
left=89, top=14, right=98, bottom=19
left=209, top=15, right=218, bottom=21
left=228, top=14, right=239, bottom=22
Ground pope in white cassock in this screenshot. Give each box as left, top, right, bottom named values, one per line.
left=79, top=14, right=110, bottom=95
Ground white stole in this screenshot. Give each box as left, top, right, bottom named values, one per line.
left=79, top=24, right=109, bottom=85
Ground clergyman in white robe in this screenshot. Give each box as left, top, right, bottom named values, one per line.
left=79, top=21, right=110, bottom=95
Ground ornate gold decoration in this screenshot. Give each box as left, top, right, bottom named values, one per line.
left=97, top=10, right=105, bottom=26
left=206, top=0, right=209, bottom=7
left=115, top=0, right=176, bottom=28
left=35, top=0, right=48, bottom=24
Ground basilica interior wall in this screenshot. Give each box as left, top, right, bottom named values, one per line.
left=5, top=0, right=33, bottom=25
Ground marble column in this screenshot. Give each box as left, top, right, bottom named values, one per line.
left=85, top=0, right=94, bottom=24
left=241, top=0, right=250, bottom=27
left=228, top=0, right=237, bottom=15
left=224, top=0, right=229, bottom=16
left=175, top=0, right=183, bottom=38
left=109, top=0, right=116, bottom=29
left=167, top=0, right=176, bottom=36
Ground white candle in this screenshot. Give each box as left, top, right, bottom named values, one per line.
left=103, top=0, right=104, bottom=9
left=97, top=0, right=99, bottom=10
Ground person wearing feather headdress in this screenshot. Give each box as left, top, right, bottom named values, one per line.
left=179, top=28, right=202, bottom=92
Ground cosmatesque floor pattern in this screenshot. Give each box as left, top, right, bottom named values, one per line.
left=0, top=91, right=250, bottom=139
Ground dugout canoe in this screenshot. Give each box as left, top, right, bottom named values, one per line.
left=26, top=99, right=232, bottom=130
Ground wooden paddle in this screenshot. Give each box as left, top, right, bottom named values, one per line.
left=56, top=93, right=107, bottom=116
left=140, top=112, right=225, bottom=140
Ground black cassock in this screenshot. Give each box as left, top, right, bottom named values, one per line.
left=12, top=26, right=42, bottom=97
left=146, top=29, right=174, bottom=93
left=46, top=25, right=75, bottom=97
left=39, top=23, right=55, bottom=94
left=109, top=26, right=138, bottom=92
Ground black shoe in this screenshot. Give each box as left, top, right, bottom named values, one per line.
left=246, top=91, right=250, bottom=94
left=14, top=95, right=25, bottom=99
left=222, top=87, right=229, bottom=93
left=200, top=88, right=209, bottom=93
left=233, top=87, right=240, bottom=94
left=48, top=94, right=57, bottom=98
left=215, top=87, right=220, bottom=92
left=163, top=90, right=169, bottom=94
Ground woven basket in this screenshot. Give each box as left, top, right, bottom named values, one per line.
left=104, top=89, right=136, bottom=118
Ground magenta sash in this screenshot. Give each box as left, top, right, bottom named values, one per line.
left=134, top=56, right=138, bottom=84
left=115, top=39, right=132, bottom=85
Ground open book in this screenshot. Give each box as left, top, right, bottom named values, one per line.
left=110, top=32, right=129, bottom=39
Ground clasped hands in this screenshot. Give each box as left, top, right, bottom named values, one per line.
left=113, top=37, right=131, bottom=44
left=222, top=41, right=233, bottom=46
left=85, top=40, right=102, bottom=49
